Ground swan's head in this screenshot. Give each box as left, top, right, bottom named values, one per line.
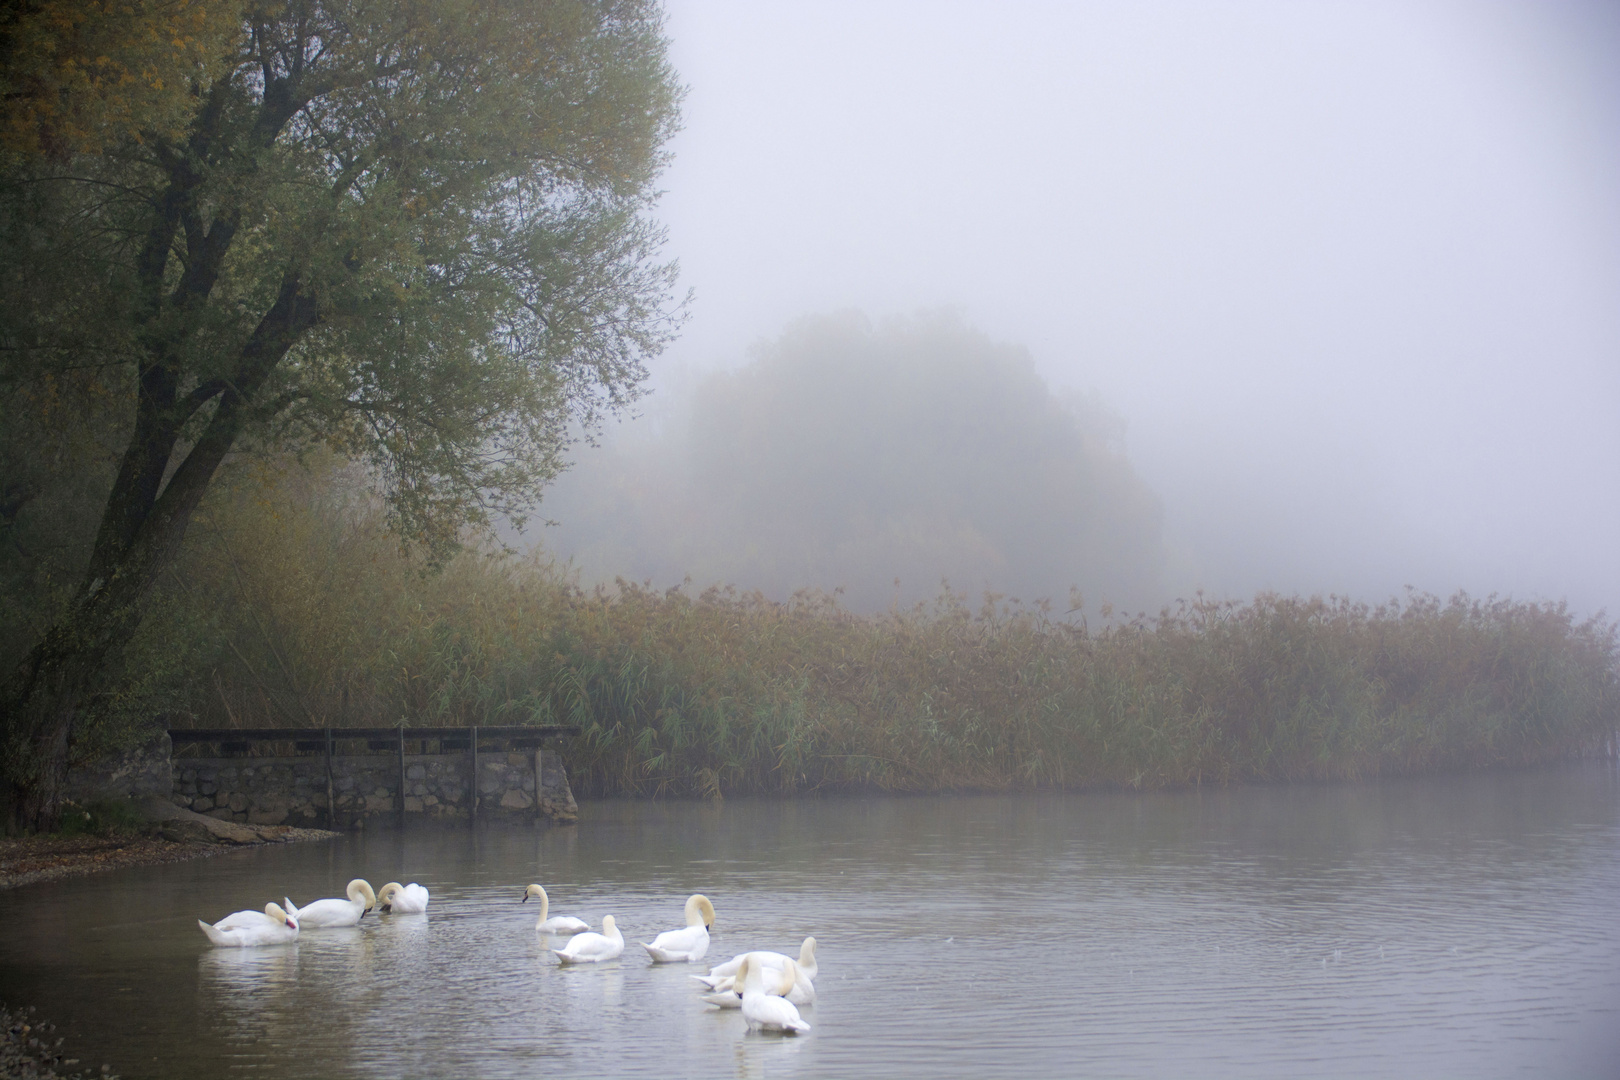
left=522, top=884, right=548, bottom=905
left=265, top=902, right=296, bottom=930
left=685, top=893, right=716, bottom=929
left=601, top=915, right=619, bottom=937
left=800, top=936, right=817, bottom=964
left=348, top=879, right=377, bottom=913
left=377, top=882, right=405, bottom=912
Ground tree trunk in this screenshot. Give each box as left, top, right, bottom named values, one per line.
left=0, top=388, right=257, bottom=832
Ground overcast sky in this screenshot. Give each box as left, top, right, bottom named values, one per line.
left=567, top=0, right=1620, bottom=617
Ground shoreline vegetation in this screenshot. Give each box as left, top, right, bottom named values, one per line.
left=107, top=465, right=1618, bottom=802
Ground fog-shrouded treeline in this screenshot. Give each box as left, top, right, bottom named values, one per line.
left=537, top=311, right=1167, bottom=613
left=4, top=449, right=1612, bottom=798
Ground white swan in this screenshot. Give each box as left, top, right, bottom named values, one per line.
left=696, top=937, right=817, bottom=1002
left=703, top=936, right=817, bottom=982
left=377, top=882, right=429, bottom=914
left=554, top=915, right=624, bottom=964
left=640, top=893, right=716, bottom=963
left=289, top=879, right=376, bottom=928
left=522, top=884, right=589, bottom=935
left=738, top=955, right=810, bottom=1033
left=198, top=902, right=299, bottom=947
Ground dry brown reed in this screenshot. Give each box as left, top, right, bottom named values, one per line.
left=139, top=464, right=1620, bottom=797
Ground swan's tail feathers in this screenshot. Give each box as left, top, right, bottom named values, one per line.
left=691, top=974, right=724, bottom=990
left=643, top=943, right=675, bottom=962
left=553, top=950, right=576, bottom=964
left=788, top=1018, right=811, bottom=1033
left=701, top=992, right=743, bottom=1009
left=198, top=919, right=225, bottom=945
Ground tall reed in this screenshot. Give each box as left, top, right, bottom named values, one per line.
left=133, top=463, right=1619, bottom=796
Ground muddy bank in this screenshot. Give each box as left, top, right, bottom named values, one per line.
left=0, top=810, right=336, bottom=892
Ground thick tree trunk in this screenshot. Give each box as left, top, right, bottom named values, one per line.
left=3, top=593, right=143, bottom=832
left=1, top=384, right=262, bottom=831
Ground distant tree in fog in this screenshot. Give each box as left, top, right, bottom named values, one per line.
left=544, top=311, right=1165, bottom=612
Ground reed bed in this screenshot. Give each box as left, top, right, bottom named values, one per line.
left=135, top=466, right=1620, bottom=797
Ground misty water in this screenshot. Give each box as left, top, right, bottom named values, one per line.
left=3, top=764, right=1618, bottom=1079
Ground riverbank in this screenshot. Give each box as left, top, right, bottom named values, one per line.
left=0, top=826, right=336, bottom=892
left=1, top=1004, right=119, bottom=1080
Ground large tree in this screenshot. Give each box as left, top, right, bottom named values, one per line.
left=0, top=0, right=685, bottom=830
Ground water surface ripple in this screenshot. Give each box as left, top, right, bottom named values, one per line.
left=2, top=764, right=1618, bottom=1078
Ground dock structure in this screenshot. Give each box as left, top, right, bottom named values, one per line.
left=167, top=725, right=581, bottom=828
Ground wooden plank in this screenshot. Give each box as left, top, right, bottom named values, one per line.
left=325, top=727, right=334, bottom=828
left=169, top=725, right=579, bottom=743
left=397, top=723, right=407, bottom=828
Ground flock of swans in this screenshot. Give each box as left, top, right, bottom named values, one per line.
left=199, top=880, right=817, bottom=1034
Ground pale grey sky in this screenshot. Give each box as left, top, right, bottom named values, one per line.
left=556, top=0, right=1620, bottom=617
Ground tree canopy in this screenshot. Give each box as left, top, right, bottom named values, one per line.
left=0, top=0, right=686, bottom=828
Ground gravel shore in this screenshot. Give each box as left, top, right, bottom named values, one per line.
left=0, top=826, right=337, bottom=891
left=0, top=1005, right=119, bottom=1080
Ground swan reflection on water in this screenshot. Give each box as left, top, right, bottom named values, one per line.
left=197, top=942, right=300, bottom=991
left=197, top=944, right=301, bottom=1043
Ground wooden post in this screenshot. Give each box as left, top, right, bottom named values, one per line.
left=470, top=724, right=479, bottom=827
left=324, top=727, right=335, bottom=828
left=397, top=722, right=407, bottom=828
left=534, top=745, right=544, bottom=824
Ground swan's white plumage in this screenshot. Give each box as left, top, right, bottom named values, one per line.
left=554, top=915, right=624, bottom=964
left=701, top=937, right=817, bottom=1001
left=198, top=902, right=299, bottom=947
left=290, top=879, right=376, bottom=928
left=706, top=936, right=817, bottom=982
left=523, top=884, right=590, bottom=935
left=640, top=893, right=715, bottom=963
left=737, top=955, right=810, bottom=1033
left=378, top=882, right=429, bottom=913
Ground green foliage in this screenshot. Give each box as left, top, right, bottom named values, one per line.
left=149, top=463, right=1620, bottom=797
left=53, top=797, right=146, bottom=837
left=0, top=0, right=686, bottom=828
left=541, top=310, right=1165, bottom=612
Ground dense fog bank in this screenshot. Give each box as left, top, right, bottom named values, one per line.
left=537, top=311, right=1166, bottom=614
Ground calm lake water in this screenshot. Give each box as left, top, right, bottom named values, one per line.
left=2, top=764, right=1618, bottom=1078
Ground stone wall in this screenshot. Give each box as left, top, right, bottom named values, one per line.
left=169, top=746, right=577, bottom=828
left=61, top=724, right=580, bottom=828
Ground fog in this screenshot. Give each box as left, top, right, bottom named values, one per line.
left=537, top=0, right=1620, bottom=618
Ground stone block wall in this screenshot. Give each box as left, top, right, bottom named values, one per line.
left=166, top=747, right=577, bottom=828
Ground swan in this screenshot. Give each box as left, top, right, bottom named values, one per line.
left=703, top=936, right=817, bottom=983
left=198, top=902, right=299, bottom=947
left=289, top=879, right=376, bottom=928
left=640, top=893, right=716, bottom=963
left=738, top=955, right=810, bottom=1033
left=377, top=882, right=429, bottom=914
left=697, top=936, right=817, bottom=1001
left=522, top=884, right=589, bottom=935
left=554, top=915, right=624, bottom=964
left=695, top=963, right=815, bottom=1005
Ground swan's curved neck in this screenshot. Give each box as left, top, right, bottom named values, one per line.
left=685, top=893, right=715, bottom=928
